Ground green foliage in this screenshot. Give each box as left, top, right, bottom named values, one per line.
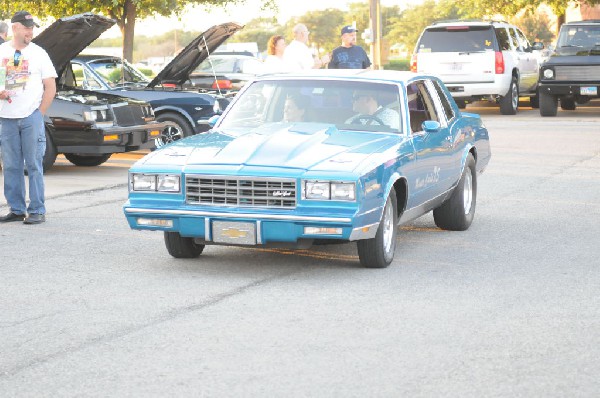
left=387, top=0, right=461, bottom=54
left=510, top=10, right=555, bottom=44
left=384, top=58, right=411, bottom=71
left=228, top=17, right=285, bottom=53
left=137, top=67, right=154, bottom=77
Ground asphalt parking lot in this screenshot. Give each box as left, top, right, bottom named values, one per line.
left=1, top=103, right=599, bottom=396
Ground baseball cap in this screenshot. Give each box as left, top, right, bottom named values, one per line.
left=11, top=11, right=40, bottom=28
left=341, top=25, right=357, bottom=35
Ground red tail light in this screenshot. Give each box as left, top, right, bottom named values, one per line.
left=212, top=80, right=232, bottom=89
left=495, top=51, right=505, bottom=74
left=410, top=54, right=417, bottom=73
left=162, top=83, right=177, bottom=88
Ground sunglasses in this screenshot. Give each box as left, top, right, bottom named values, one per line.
left=14, top=50, right=22, bottom=67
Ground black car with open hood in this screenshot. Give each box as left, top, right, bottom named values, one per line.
left=68, top=22, right=243, bottom=147
left=26, top=13, right=165, bottom=171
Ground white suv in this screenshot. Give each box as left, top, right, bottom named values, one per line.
left=411, top=20, right=545, bottom=114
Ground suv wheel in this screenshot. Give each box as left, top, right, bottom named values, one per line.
left=560, top=97, right=577, bottom=111
left=539, top=91, right=558, bottom=117
left=499, top=77, right=518, bottom=115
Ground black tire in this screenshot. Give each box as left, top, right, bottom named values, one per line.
left=164, top=232, right=205, bottom=258
left=357, top=189, right=397, bottom=268
left=499, top=76, right=519, bottom=115
left=155, top=112, right=194, bottom=148
left=529, top=93, right=539, bottom=109
left=43, top=129, right=58, bottom=172
left=560, top=97, right=576, bottom=111
left=64, top=153, right=112, bottom=167
left=455, top=99, right=467, bottom=109
left=539, top=90, right=558, bottom=117
left=433, top=154, right=476, bottom=231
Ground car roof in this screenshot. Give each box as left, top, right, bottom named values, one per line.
left=254, top=69, right=436, bottom=85
left=563, top=20, right=600, bottom=26
left=427, top=19, right=511, bottom=28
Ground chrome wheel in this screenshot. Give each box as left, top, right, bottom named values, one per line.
left=510, top=83, right=518, bottom=110
left=382, top=197, right=395, bottom=255
left=155, top=122, right=184, bottom=148
left=463, top=169, right=473, bottom=215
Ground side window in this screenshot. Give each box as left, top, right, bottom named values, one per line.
left=496, top=27, right=511, bottom=51
left=516, top=29, right=531, bottom=51
left=407, top=81, right=440, bottom=133
left=509, top=28, right=522, bottom=51
left=432, top=80, right=455, bottom=122
left=71, top=62, right=103, bottom=89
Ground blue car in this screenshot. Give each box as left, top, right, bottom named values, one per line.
left=124, top=70, right=491, bottom=268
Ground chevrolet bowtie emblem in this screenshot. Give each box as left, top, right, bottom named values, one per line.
left=272, top=190, right=292, bottom=197
left=221, top=228, right=249, bottom=239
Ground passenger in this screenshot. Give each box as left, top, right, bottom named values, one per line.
left=346, top=90, right=400, bottom=130
left=283, top=94, right=311, bottom=122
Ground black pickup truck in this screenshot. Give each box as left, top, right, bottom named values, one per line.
left=539, top=20, right=600, bottom=116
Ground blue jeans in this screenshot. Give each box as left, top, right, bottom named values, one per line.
left=0, top=110, right=46, bottom=215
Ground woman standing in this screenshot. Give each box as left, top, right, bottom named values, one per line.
left=264, top=35, right=289, bottom=73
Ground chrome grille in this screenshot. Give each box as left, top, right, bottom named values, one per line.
left=112, top=104, right=145, bottom=126
left=554, top=66, right=600, bottom=81
left=186, top=175, right=297, bottom=208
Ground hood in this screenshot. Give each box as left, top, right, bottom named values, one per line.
left=147, top=22, right=243, bottom=88
left=33, top=13, right=116, bottom=77
left=142, top=123, right=398, bottom=173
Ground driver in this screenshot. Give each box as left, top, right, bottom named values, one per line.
left=346, top=90, right=400, bottom=130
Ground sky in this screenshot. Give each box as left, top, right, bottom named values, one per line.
left=99, top=0, right=418, bottom=38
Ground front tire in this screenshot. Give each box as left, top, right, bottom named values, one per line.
left=539, top=90, right=558, bottom=117
left=43, top=129, right=58, bottom=172
left=155, top=112, right=194, bottom=148
left=499, top=76, right=519, bottom=115
left=357, top=189, right=397, bottom=268
left=433, top=154, right=476, bottom=231
left=64, top=153, right=112, bottom=167
left=164, top=232, right=205, bottom=258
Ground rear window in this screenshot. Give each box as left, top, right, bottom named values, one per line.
left=417, top=26, right=497, bottom=53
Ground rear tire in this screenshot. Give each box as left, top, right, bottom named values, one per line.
left=560, top=97, right=576, bottom=111
left=455, top=99, right=467, bottom=109
left=433, top=154, right=476, bottom=231
left=499, top=77, right=519, bottom=115
left=64, top=153, right=112, bottom=167
left=357, top=189, right=397, bottom=268
left=164, top=232, right=205, bottom=258
left=539, top=91, right=558, bottom=117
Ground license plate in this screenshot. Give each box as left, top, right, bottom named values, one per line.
left=580, top=86, right=597, bottom=96
left=212, top=221, right=256, bottom=245
left=448, top=62, right=462, bottom=72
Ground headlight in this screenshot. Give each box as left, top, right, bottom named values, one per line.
left=543, top=68, right=554, bottom=79
left=213, top=100, right=222, bottom=113
left=130, top=173, right=180, bottom=193
left=303, top=180, right=356, bottom=201
left=83, top=108, right=113, bottom=122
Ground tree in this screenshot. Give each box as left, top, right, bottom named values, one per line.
left=5, top=0, right=275, bottom=61
left=228, top=17, right=285, bottom=53
left=511, top=10, right=555, bottom=44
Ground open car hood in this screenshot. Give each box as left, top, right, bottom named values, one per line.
left=33, top=13, right=116, bottom=78
left=147, top=22, right=243, bottom=88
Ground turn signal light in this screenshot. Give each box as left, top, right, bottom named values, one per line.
left=103, top=135, right=119, bottom=142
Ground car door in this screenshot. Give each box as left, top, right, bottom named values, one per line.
left=508, top=27, right=536, bottom=93
left=406, top=79, right=455, bottom=207
left=515, top=28, right=539, bottom=91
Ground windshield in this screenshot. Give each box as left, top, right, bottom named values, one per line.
left=87, top=59, right=150, bottom=88
left=418, top=26, right=496, bottom=52
left=219, top=79, right=403, bottom=133
left=557, top=25, right=600, bottom=48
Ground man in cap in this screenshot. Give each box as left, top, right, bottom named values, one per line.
left=328, top=25, right=371, bottom=69
left=0, top=11, right=57, bottom=224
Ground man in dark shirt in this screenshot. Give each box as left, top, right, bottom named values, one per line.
left=328, top=25, right=371, bottom=70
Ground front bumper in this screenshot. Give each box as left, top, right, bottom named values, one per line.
left=55, top=121, right=166, bottom=154
left=538, top=82, right=599, bottom=97
left=123, top=205, right=379, bottom=246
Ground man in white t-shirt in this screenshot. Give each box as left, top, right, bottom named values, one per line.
left=0, top=11, right=57, bottom=224
left=283, top=24, right=329, bottom=71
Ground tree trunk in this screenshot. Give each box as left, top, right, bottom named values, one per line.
left=556, top=13, right=565, bottom=36
left=118, top=0, right=137, bottom=62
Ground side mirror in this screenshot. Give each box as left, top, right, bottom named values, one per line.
left=532, top=42, right=545, bottom=51
left=422, top=120, right=441, bottom=133
left=208, top=115, right=220, bottom=128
